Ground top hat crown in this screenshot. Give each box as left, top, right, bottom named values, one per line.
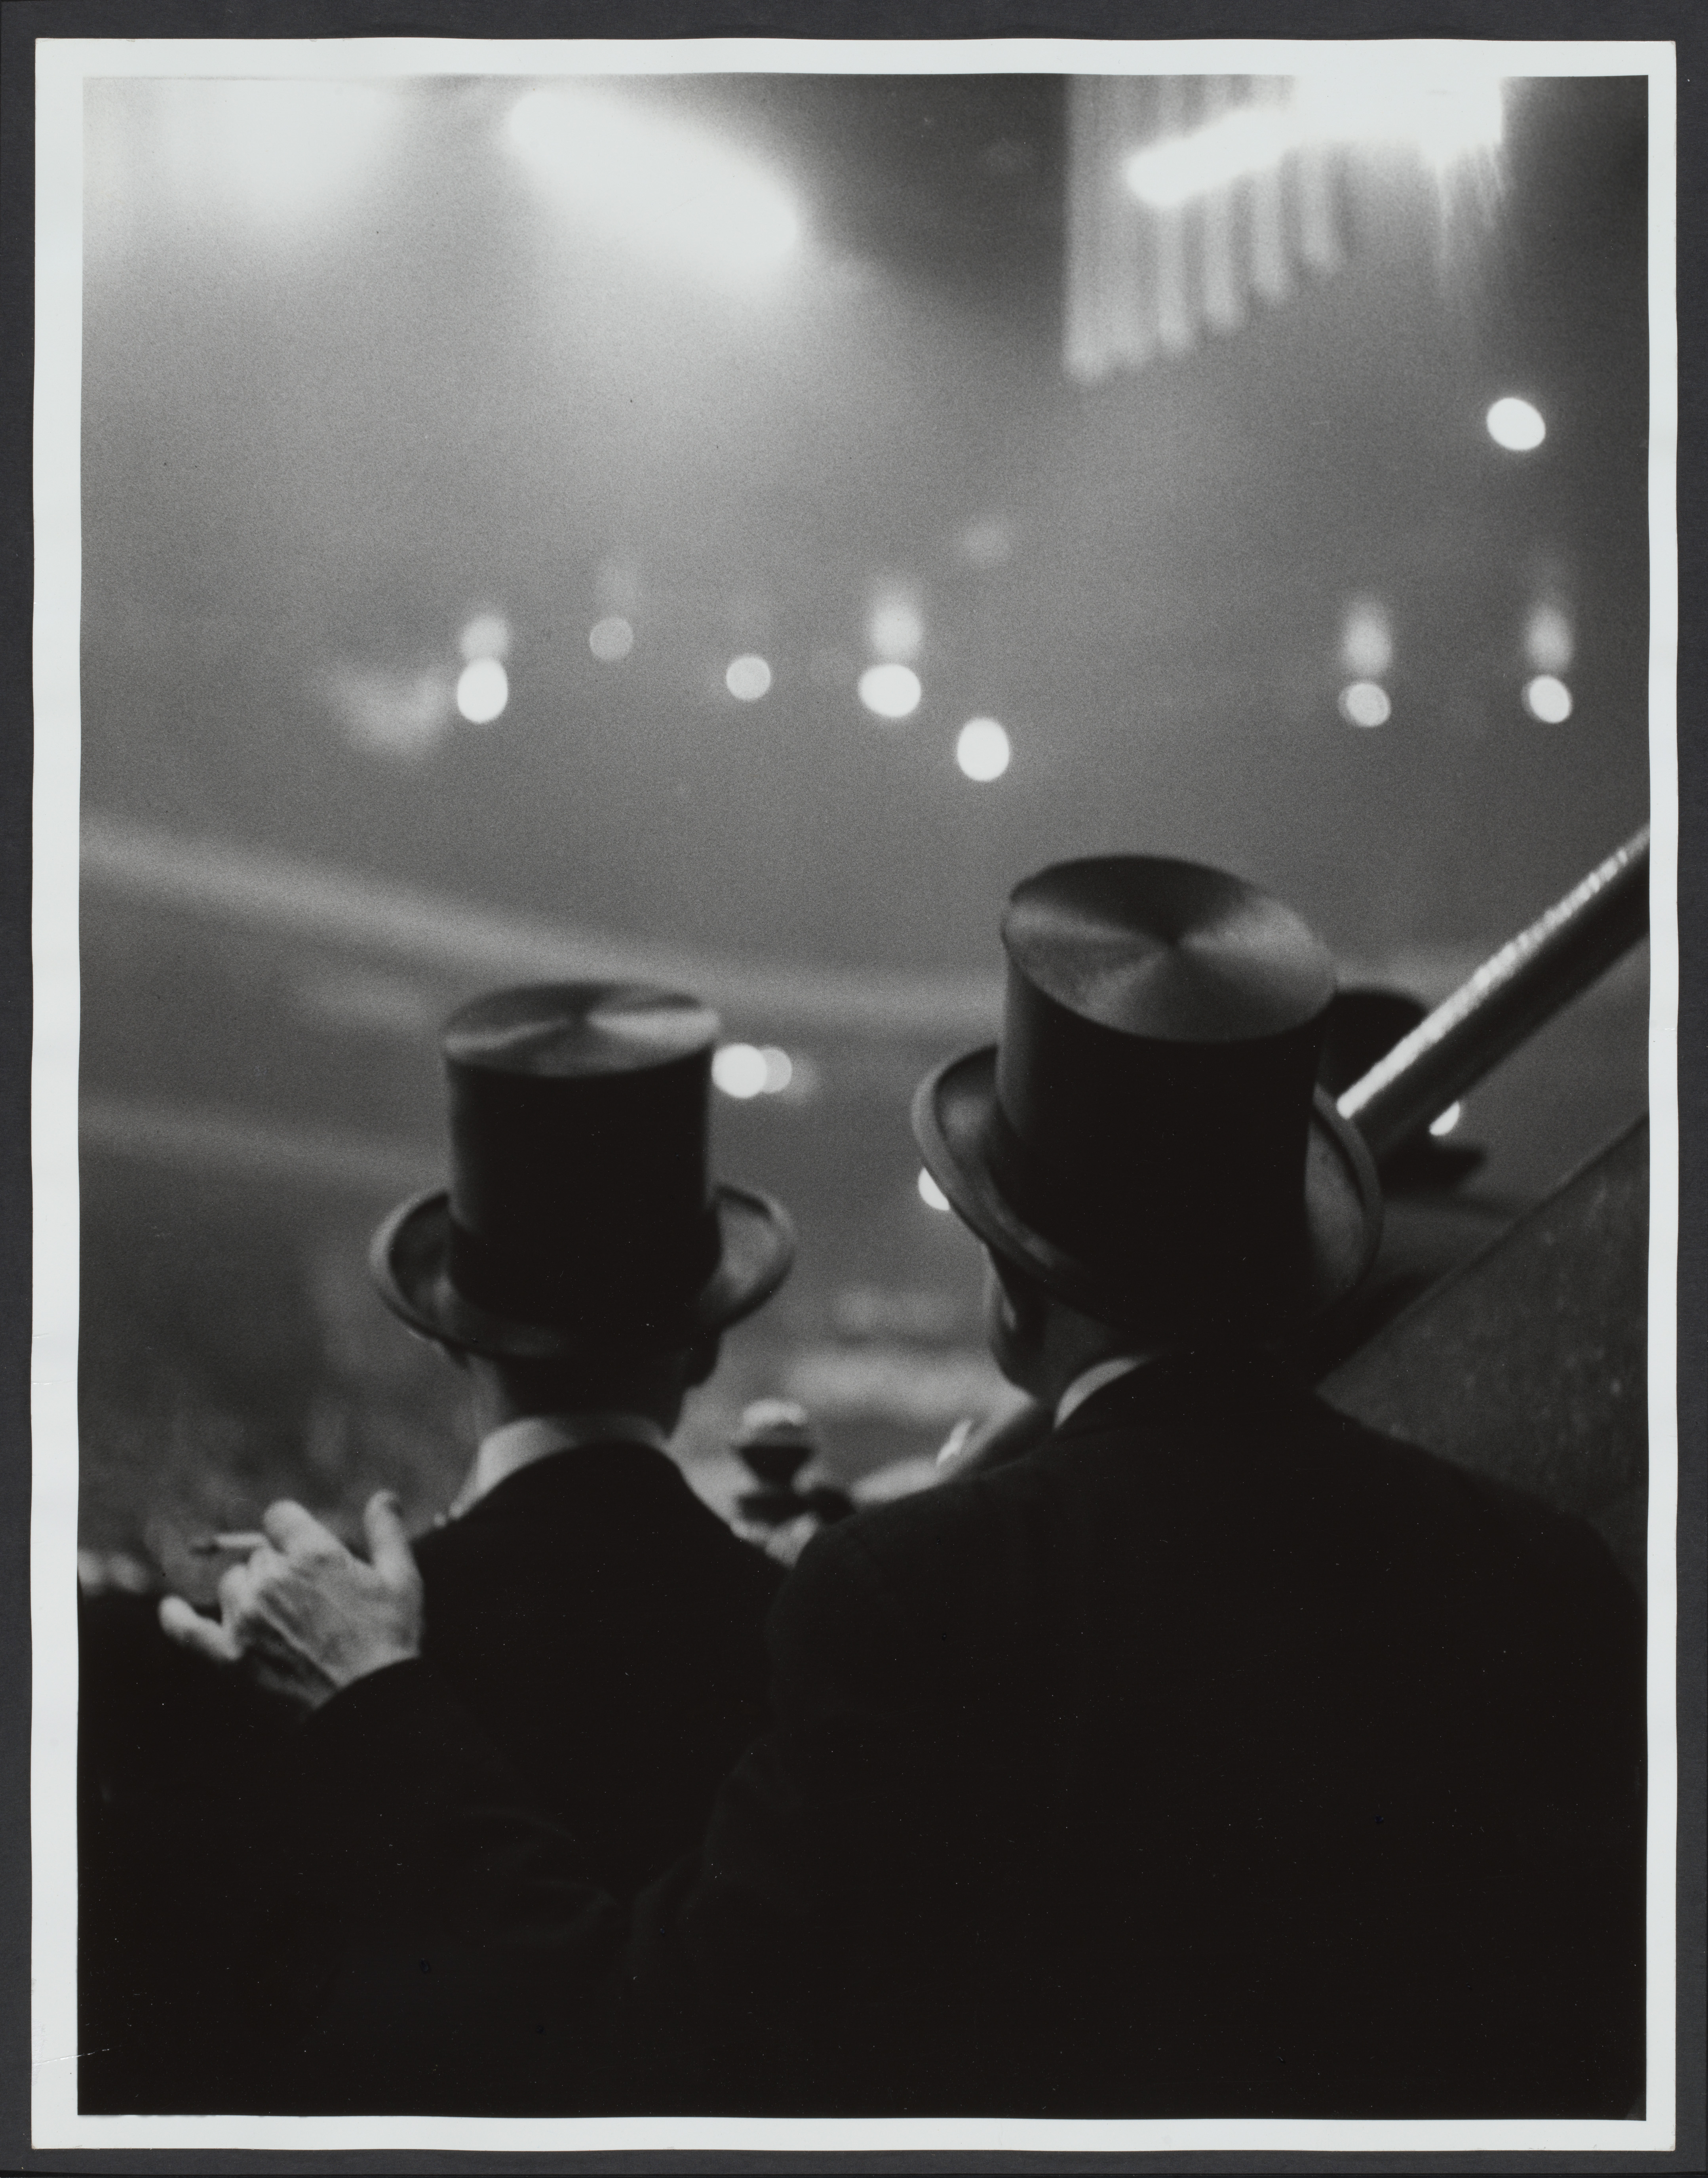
left=913, top=857, right=1381, bottom=1333
left=371, top=981, right=794, bottom=1359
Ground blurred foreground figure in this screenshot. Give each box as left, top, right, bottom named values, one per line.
left=143, top=983, right=793, bottom=2106
left=175, top=863, right=1643, bottom=2117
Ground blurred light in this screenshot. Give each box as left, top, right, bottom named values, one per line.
left=869, top=597, right=925, bottom=663
left=1126, top=106, right=1294, bottom=207
left=1429, top=1102, right=1463, bottom=1137
left=161, top=80, right=399, bottom=229
left=455, top=658, right=509, bottom=724
left=1525, top=603, right=1574, bottom=674
left=1523, top=674, right=1573, bottom=723
left=1295, top=66, right=1504, bottom=170
left=326, top=664, right=455, bottom=760
left=1339, top=681, right=1392, bottom=728
left=459, top=613, right=511, bottom=663
left=589, top=615, right=635, bottom=662
left=955, top=718, right=1011, bottom=781
left=712, top=1044, right=769, bottom=1099
left=1340, top=600, right=1393, bottom=678
left=507, top=86, right=801, bottom=281
left=760, top=1047, right=793, bottom=1094
left=959, top=518, right=1014, bottom=569
left=726, top=654, right=773, bottom=701
left=858, top=663, right=922, bottom=720
left=1125, top=67, right=1503, bottom=208
left=1486, top=397, right=1546, bottom=451
left=917, top=1168, right=951, bottom=1212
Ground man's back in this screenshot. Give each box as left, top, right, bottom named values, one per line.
left=413, top=1441, right=782, bottom=1893
left=738, top=1354, right=1644, bottom=2114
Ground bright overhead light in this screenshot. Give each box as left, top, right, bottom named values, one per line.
left=1338, top=681, right=1391, bottom=729
left=1486, top=396, right=1546, bottom=451
left=1522, top=675, right=1573, bottom=723
left=1429, top=1102, right=1463, bottom=1137
left=858, top=663, right=922, bottom=720
left=955, top=718, right=1011, bottom=782
left=725, top=654, right=773, bottom=701
left=917, top=1168, right=951, bottom=1212
left=455, top=658, right=509, bottom=724
left=1124, top=66, right=1503, bottom=208
left=507, top=86, right=801, bottom=280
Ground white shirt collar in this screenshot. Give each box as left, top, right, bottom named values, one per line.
left=449, top=1410, right=670, bottom=1518
left=1054, top=1354, right=1152, bottom=1429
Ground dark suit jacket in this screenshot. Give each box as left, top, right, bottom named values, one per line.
left=295, top=1355, right=1646, bottom=2119
left=410, top=1441, right=783, bottom=1894
left=78, top=1437, right=781, bottom=2112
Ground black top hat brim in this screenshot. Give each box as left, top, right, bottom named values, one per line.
left=370, top=1183, right=795, bottom=1361
left=913, top=1046, right=1382, bottom=1336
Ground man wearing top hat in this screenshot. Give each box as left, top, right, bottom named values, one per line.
left=143, top=982, right=793, bottom=2104
left=166, top=858, right=1644, bottom=2118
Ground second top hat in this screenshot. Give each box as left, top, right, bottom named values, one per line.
left=371, top=982, right=794, bottom=1359
left=913, top=857, right=1382, bottom=1333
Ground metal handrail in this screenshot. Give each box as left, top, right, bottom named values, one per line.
left=1338, top=828, right=1650, bottom=1163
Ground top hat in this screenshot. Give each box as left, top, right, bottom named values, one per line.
left=912, top=857, right=1382, bottom=1335
left=371, top=982, right=794, bottom=1360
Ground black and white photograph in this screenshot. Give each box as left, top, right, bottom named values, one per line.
left=27, top=30, right=1682, bottom=2155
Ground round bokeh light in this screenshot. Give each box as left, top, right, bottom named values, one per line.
left=455, top=658, right=509, bottom=724
left=955, top=717, right=1011, bottom=781
left=726, top=654, right=774, bottom=701
left=712, top=1044, right=769, bottom=1099
left=1522, top=674, right=1573, bottom=723
left=858, top=663, right=923, bottom=720
left=589, top=615, right=635, bottom=663
left=1338, top=680, right=1392, bottom=729
left=1485, top=396, right=1546, bottom=451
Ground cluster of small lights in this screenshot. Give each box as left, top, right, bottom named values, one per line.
left=917, top=1168, right=952, bottom=1211
left=712, top=1043, right=794, bottom=1099
left=725, top=654, right=774, bottom=702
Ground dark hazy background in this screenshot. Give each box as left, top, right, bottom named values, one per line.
left=74, top=71, right=1651, bottom=1594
